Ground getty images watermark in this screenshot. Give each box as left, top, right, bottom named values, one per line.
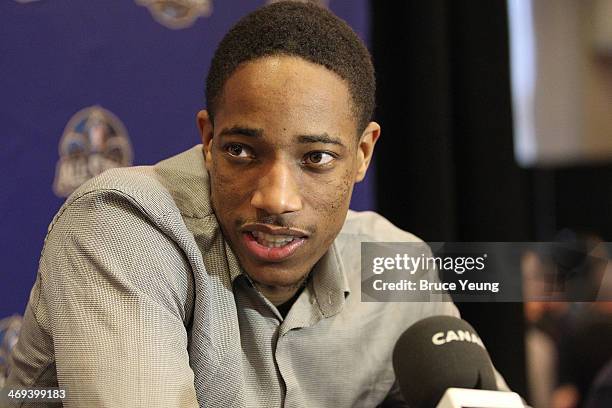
left=361, top=242, right=612, bottom=302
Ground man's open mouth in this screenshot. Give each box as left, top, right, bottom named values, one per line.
left=241, top=229, right=308, bottom=262
left=251, top=231, right=299, bottom=247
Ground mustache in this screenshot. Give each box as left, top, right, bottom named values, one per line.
left=235, top=215, right=315, bottom=234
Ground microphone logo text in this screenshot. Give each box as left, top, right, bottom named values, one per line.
left=431, top=329, right=485, bottom=349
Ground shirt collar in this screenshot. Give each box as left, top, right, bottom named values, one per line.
left=311, top=240, right=351, bottom=318
left=226, top=235, right=350, bottom=318
left=225, top=239, right=245, bottom=284
left=153, top=145, right=213, bottom=219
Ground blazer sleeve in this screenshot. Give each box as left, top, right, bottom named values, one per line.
left=7, top=190, right=199, bottom=407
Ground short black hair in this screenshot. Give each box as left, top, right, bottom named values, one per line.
left=206, top=1, right=375, bottom=133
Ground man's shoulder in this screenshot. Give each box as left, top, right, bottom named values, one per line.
left=62, top=145, right=210, bottom=221
left=340, top=210, right=423, bottom=243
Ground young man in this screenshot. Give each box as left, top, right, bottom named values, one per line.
left=7, top=2, right=476, bottom=407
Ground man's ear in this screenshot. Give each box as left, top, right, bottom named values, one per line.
left=197, top=110, right=214, bottom=170
left=355, top=121, right=381, bottom=182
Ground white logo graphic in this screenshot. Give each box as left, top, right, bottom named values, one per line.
left=136, top=0, right=212, bottom=29
left=432, top=330, right=485, bottom=348
left=53, top=106, right=133, bottom=198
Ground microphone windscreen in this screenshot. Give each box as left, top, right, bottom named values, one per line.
left=392, top=315, right=498, bottom=408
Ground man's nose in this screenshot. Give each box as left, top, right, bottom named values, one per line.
left=251, top=161, right=303, bottom=215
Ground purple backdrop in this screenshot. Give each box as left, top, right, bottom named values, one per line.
left=0, top=0, right=373, bottom=317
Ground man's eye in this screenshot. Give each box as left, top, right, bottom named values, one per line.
left=225, top=143, right=251, bottom=158
left=304, top=151, right=335, bottom=166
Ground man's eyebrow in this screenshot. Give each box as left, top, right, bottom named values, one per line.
left=218, top=127, right=346, bottom=148
left=297, top=133, right=346, bottom=148
left=218, top=126, right=263, bottom=138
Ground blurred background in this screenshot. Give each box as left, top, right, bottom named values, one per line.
left=1, top=1, right=611, bottom=407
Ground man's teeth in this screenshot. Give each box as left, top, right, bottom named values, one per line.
left=251, top=231, right=296, bottom=247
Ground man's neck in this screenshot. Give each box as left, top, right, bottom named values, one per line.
left=253, top=272, right=311, bottom=307
left=255, top=283, right=301, bottom=306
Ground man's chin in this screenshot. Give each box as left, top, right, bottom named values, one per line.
left=243, top=264, right=310, bottom=290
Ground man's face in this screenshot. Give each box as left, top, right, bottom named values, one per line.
left=198, top=56, right=379, bottom=291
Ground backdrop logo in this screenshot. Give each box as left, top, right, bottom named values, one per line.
left=53, top=106, right=133, bottom=198
left=0, top=315, right=22, bottom=387
left=136, top=0, right=212, bottom=29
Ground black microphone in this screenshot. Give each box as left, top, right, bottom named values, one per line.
left=392, top=315, right=499, bottom=408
